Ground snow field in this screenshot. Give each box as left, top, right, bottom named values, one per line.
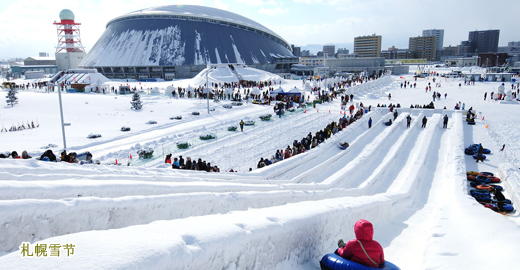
left=2, top=71, right=520, bottom=269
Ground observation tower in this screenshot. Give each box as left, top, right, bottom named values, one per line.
left=53, top=9, right=87, bottom=70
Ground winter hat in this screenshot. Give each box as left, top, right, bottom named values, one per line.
left=42, top=156, right=50, bottom=161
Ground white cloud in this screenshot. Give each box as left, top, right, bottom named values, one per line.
left=214, top=0, right=229, bottom=10
left=259, top=7, right=288, bottom=16
left=236, top=0, right=278, bottom=6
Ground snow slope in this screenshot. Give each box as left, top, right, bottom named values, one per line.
left=1, top=69, right=520, bottom=269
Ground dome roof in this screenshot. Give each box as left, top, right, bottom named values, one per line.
left=59, top=9, right=75, bottom=21
left=107, top=5, right=288, bottom=48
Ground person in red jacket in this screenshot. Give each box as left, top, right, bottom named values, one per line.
left=337, top=219, right=385, bottom=268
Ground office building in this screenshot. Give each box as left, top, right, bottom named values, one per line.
left=468, top=30, right=500, bottom=54
left=422, top=29, right=444, bottom=54
left=354, top=34, right=382, bottom=58
left=323, top=45, right=336, bottom=58
left=409, top=36, right=437, bottom=61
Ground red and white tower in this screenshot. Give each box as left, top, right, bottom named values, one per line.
left=53, top=9, right=85, bottom=53
left=53, top=9, right=87, bottom=71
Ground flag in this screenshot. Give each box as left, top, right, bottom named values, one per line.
left=115, top=159, right=118, bottom=165
left=304, top=109, right=307, bottom=113
left=129, top=154, right=132, bottom=159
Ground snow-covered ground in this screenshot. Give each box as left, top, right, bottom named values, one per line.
left=1, top=66, right=520, bottom=269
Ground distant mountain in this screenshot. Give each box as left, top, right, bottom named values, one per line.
left=299, top=43, right=353, bottom=54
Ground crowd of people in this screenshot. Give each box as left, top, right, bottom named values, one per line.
left=0, top=150, right=32, bottom=159
left=165, top=154, right=220, bottom=172
left=256, top=107, right=366, bottom=169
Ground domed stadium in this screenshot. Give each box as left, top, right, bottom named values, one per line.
left=79, top=5, right=298, bottom=80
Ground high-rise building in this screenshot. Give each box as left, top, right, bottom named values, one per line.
left=422, top=29, right=444, bottom=53
left=322, top=45, right=336, bottom=58
left=498, top=41, right=520, bottom=54
left=468, top=30, right=500, bottom=54
left=354, top=34, right=382, bottom=57
left=382, top=46, right=411, bottom=59
left=337, top=48, right=349, bottom=55
left=291, top=45, right=301, bottom=57
left=301, top=50, right=310, bottom=57
left=409, top=36, right=436, bottom=61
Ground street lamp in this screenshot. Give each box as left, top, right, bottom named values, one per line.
left=57, top=84, right=70, bottom=150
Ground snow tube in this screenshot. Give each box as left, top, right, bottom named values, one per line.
left=470, top=189, right=490, bottom=196
left=467, top=121, right=476, bottom=125
left=473, top=154, right=486, bottom=160
left=338, top=143, right=350, bottom=150
left=487, top=176, right=501, bottom=183
left=384, top=122, right=392, bottom=126
left=481, top=203, right=514, bottom=212
left=320, top=253, right=400, bottom=270
left=476, top=175, right=489, bottom=182
left=464, top=148, right=476, bottom=155
left=482, top=149, right=491, bottom=154
left=491, top=199, right=513, bottom=205
left=467, top=171, right=480, bottom=176
left=467, top=175, right=476, bottom=181
left=469, top=182, right=503, bottom=191
left=488, top=203, right=515, bottom=213
left=480, top=172, right=494, bottom=177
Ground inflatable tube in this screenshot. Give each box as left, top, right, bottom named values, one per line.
left=470, top=189, right=490, bottom=195
left=476, top=175, right=489, bottom=181
left=338, top=143, right=349, bottom=150
left=492, top=199, right=513, bottom=205
left=481, top=203, right=514, bottom=212
left=490, top=203, right=515, bottom=213
left=480, top=172, right=494, bottom=177
left=464, top=148, right=476, bottom=155
left=467, top=121, right=476, bottom=125
left=467, top=171, right=480, bottom=176
left=482, top=148, right=491, bottom=154
left=467, top=175, right=476, bottom=181
left=487, top=177, right=501, bottom=183
left=473, top=154, right=487, bottom=160
left=320, top=253, right=400, bottom=270
left=384, top=122, right=392, bottom=126
left=470, top=182, right=504, bottom=191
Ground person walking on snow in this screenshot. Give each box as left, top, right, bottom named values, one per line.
left=484, top=92, right=487, bottom=100
left=406, top=115, right=411, bottom=128
left=368, top=117, right=372, bottom=129
left=475, top=143, right=485, bottom=163
left=421, top=116, right=427, bottom=128
left=443, top=115, right=449, bottom=128
left=239, top=120, right=244, bottom=132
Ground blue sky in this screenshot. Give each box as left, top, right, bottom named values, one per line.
left=0, top=0, right=518, bottom=60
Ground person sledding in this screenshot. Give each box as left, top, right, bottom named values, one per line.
left=384, top=119, right=392, bottom=126
left=336, top=219, right=385, bottom=268
left=339, top=142, right=350, bottom=149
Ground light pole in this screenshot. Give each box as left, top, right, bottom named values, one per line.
left=206, top=64, right=210, bottom=114
left=57, top=84, right=68, bottom=150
